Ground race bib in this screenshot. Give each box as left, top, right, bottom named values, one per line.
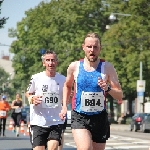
left=15, top=107, right=21, bottom=113
left=80, top=92, right=105, bottom=112
left=0, top=111, right=6, bottom=117
left=42, top=92, right=60, bottom=108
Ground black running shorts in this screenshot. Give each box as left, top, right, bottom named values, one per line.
left=58, top=120, right=67, bottom=146
left=30, top=124, right=63, bottom=148
left=62, top=119, right=67, bottom=133
left=71, top=110, right=110, bottom=143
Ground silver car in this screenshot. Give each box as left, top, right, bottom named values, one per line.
left=141, top=113, right=150, bottom=133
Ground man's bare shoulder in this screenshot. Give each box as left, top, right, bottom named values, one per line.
left=104, top=61, right=115, bottom=70
left=68, top=61, right=79, bottom=72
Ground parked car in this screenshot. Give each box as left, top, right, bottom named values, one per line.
left=130, top=113, right=148, bottom=132
left=66, top=104, right=72, bottom=127
left=141, top=113, right=150, bottom=133
left=21, top=106, right=30, bottom=124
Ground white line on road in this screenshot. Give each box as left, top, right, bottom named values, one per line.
left=65, top=142, right=76, bottom=148
left=132, top=141, right=150, bottom=144
left=104, top=148, right=114, bottom=150
left=106, top=143, right=131, bottom=145
left=64, top=133, right=71, bottom=136
left=115, top=145, right=150, bottom=149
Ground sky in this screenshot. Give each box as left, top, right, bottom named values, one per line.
left=0, top=0, right=48, bottom=59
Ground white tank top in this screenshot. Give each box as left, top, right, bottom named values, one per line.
left=27, top=71, right=66, bottom=127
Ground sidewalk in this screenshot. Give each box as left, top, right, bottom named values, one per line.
left=66, top=124, right=130, bottom=132
left=7, top=117, right=130, bottom=131
left=110, top=124, right=129, bottom=131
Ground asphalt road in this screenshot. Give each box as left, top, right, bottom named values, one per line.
left=0, top=128, right=75, bottom=150
left=65, top=130, right=150, bottom=150
left=1, top=127, right=150, bottom=150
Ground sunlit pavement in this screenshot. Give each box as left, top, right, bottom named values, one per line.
left=1, top=129, right=150, bottom=150
left=2, top=119, right=150, bottom=150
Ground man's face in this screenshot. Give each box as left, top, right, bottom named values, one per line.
left=82, top=37, right=101, bottom=62
left=43, top=54, right=58, bottom=72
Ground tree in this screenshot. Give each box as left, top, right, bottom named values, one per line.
left=0, top=0, right=8, bottom=28
left=8, top=0, right=150, bottom=116
left=0, top=67, right=9, bottom=93
left=9, top=0, right=109, bottom=92
left=102, top=0, right=150, bottom=114
left=0, top=67, right=15, bottom=100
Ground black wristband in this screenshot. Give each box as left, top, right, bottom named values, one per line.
left=105, top=85, right=111, bottom=93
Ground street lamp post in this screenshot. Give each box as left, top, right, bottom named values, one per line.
left=109, top=13, right=131, bottom=20
left=107, top=12, right=146, bottom=113
left=21, top=55, right=26, bottom=106
left=136, top=45, right=145, bottom=113
left=140, top=45, right=143, bottom=81
left=21, top=23, right=28, bottom=106
left=106, top=12, right=131, bottom=29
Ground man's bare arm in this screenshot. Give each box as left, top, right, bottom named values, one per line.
left=107, top=62, right=123, bottom=100
left=62, top=61, right=77, bottom=108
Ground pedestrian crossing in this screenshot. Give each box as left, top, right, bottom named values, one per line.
left=105, top=135, right=150, bottom=150
left=65, top=134, right=150, bottom=150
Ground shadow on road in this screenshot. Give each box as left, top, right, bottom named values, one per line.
left=0, top=137, right=29, bottom=140
left=46, top=148, right=76, bottom=150
left=2, top=149, right=76, bottom=150
left=2, top=149, right=32, bottom=150
left=6, top=148, right=76, bottom=150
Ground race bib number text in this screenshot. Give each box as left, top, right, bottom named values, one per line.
left=42, top=92, right=60, bottom=108
left=80, top=92, right=105, bottom=112
left=0, top=111, right=6, bottom=117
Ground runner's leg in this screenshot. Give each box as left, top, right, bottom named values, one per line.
left=58, top=133, right=64, bottom=150
left=58, top=119, right=67, bottom=150
left=72, top=129, right=92, bottom=150
left=47, top=124, right=63, bottom=150
left=16, top=113, right=22, bottom=136
left=2, top=118, right=6, bottom=136
left=0, top=118, right=2, bottom=136
left=92, top=142, right=106, bottom=150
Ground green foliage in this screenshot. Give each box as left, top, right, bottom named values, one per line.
left=102, top=0, right=150, bottom=98
left=9, top=0, right=108, bottom=91
left=0, top=67, right=9, bottom=86
left=0, top=67, right=14, bottom=97
left=0, top=0, right=9, bottom=28
left=0, top=67, right=15, bottom=100
left=8, top=0, right=150, bottom=99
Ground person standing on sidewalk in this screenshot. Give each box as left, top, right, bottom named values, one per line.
left=11, top=93, right=23, bottom=137
left=0, top=95, right=11, bottom=136
left=60, top=32, right=123, bottom=150
left=26, top=50, right=66, bottom=150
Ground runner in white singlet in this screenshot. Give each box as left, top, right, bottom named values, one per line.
left=26, top=50, right=66, bottom=150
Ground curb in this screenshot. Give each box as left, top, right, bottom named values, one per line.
left=65, top=125, right=129, bottom=132
left=110, top=124, right=129, bottom=131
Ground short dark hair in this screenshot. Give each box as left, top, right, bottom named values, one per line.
left=41, top=50, right=58, bottom=61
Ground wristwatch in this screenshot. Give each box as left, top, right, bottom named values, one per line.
left=105, top=85, right=111, bottom=93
